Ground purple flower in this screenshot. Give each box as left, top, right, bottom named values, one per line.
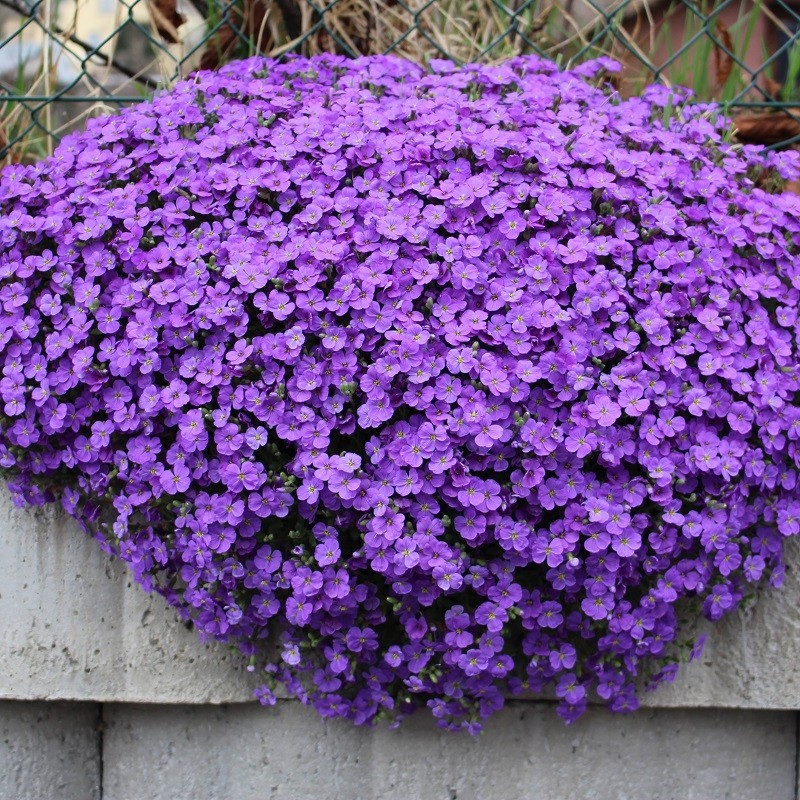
left=1, top=52, right=799, bottom=735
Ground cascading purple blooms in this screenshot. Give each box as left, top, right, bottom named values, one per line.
left=1, top=53, right=800, bottom=732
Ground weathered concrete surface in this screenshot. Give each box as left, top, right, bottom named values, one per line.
left=2, top=481, right=800, bottom=709
left=0, top=699, right=793, bottom=800
left=641, top=554, right=800, bottom=708
left=0, top=485, right=258, bottom=703
left=0, top=700, right=100, bottom=800
left=101, top=703, right=797, bottom=800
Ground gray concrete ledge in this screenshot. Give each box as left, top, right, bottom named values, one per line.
left=0, top=486, right=258, bottom=704
left=1, top=700, right=796, bottom=800
left=74, top=702, right=800, bottom=800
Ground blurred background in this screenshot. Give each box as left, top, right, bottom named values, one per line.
left=1, top=0, right=800, bottom=162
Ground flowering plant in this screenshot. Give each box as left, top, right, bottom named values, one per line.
left=1, top=53, right=800, bottom=732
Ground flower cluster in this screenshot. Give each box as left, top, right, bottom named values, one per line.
left=1, top=53, right=800, bottom=731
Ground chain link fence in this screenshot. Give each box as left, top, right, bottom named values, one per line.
left=1, top=0, right=800, bottom=160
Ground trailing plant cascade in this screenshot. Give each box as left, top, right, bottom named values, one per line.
left=1, top=54, right=799, bottom=731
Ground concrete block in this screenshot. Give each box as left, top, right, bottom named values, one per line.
left=101, top=702, right=797, bottom=800
left=0, top=700, right=100, bottom=800
left=641, top=553, right=800, bottom=709
left=0, top=485, right=258, bottom=704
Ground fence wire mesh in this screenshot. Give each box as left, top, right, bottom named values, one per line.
left=1, top=0, right=800, bottom=160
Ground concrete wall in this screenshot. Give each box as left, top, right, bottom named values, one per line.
left=2, top=485, right=800, bottom=798
left=0, top=701, right=797, bottom=800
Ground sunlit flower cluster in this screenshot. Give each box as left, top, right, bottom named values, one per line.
left=2, top=54, right=800, bottom=731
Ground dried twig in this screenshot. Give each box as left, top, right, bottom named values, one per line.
left=764, top=78, right=783, bottom=101
left=198, top=0, right=279, bottom=70
left=713, top=20, right=733, bottom=92
left=148, top=0, right=187, bottom=43
left=733, top=111, right=800, bottom=146
left=199, top=25, right=242, bottom=69
left=0, top=0, right=160, bottom=90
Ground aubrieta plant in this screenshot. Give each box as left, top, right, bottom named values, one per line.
left=1, top=54, right=800, bottom=732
